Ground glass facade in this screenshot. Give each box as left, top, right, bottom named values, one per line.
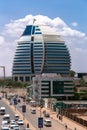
left=12, top=23, right=71, bottom=82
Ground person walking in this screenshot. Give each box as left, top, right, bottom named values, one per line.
left=27, top=123, right=29, bottom=128
left=65, top=124, right=67, bottom=130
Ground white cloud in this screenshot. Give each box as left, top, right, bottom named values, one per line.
left=71, top=22, right=78, bottom=27
left=0, top=14, right=87, bottom=76
left=0, top=36, right=5, bottom=45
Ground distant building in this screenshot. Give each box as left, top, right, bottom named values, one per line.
left=32, top=73, right=74, bottom=100
left=77, top=73, right=87, bottom=82
left=12, top=21, right=71, bottom=82
left=76, top=87, right=87, bottom=93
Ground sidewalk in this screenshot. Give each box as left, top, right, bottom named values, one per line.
left=37, top=107, right=87, bottom=130
left=3, top=98, right=87, bottom=130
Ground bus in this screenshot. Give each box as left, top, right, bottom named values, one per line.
left=0, top=107, right=6, bottom=115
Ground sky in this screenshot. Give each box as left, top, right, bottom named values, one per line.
left=0, top=0, right=87, bottom=76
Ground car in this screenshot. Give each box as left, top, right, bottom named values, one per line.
left=24, top=128, right=31, bottom=130
left=31, top=108, right=36, bottom=114
left=14, top=114, right=19, bottom=121
left=1, top=120, right=8, bottom=127
left=17, top=119, right=24, bottom=125
left=13, top=125, right=20, bottom=130
left=30, top=100, right=36, bottom=107
left=10, top=120, right=16, bottom=123
left=44, top=113, right=50, bottom=118
left=0, top=107, right=6, bottom=115
left=0, top=96, right=2, bottom=100
left=9, top=120, right=16, bottom=129
left=3, top=114, right=10, bottom=123
left=1, top=126, right=10, bottom=130
left=43, top=119, right=52, bottom=127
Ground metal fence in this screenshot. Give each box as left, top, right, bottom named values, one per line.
left=62, top=110, right=87, bottom=127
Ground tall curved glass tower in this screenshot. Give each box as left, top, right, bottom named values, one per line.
left=12, top=22, right=71, bottom=82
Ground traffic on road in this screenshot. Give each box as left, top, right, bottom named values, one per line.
left=0, top=94, right=69, bottom=130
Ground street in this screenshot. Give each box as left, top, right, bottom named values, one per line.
left=0, top=98, right=67, bottom=130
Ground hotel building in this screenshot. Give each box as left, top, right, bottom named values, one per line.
left=12, top=21, right=71, bottom=82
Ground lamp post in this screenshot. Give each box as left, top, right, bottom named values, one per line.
left=38, top=98, right=44, bottom=130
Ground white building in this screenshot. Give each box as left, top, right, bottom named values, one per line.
left=32, top=73, right=74, bottom=100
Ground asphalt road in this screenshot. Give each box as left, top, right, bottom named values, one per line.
left=0, top=99, right=25, bottom=129
left=0, top=98, right=69, bottom=130
left=16, top=100, right=65, bottom=130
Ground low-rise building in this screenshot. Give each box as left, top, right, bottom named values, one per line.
left=32, top=73, right=74, bottom=100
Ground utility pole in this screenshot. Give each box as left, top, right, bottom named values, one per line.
left=38, top=98, right=44, bottom=129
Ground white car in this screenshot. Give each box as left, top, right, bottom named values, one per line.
left=10, top=119, right=15, bottom=122
left=17, top=119, right=24, bottom=125
left=13, top=125, right=20, bottom=130
left=1, top=120, right=8, bottom=126
left=43, top=119, right=52, bottom=127
left=1, top=126, right=10, bottom=130
left=14, top=114, right=19, bottom=121
left=31, top=108, right=36, bottom=114
left=24, top=128, right=31, bottom=130
left=9, top=120, right=16, bottom=129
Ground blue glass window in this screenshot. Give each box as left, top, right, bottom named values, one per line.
left=22, top=25, right=35, bottom=36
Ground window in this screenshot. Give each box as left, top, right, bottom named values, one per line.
left=53, top=81, right=64, bottom=94
left=31, top=36, right=34, bottom=41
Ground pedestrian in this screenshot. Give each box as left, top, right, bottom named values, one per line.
left=57, top=114, right=58, bottom=118
left=27, top=123, right=29, bottom=128
left=65, top=124, right=67, bottom=130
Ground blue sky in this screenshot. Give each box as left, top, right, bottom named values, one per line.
left=0, top=0, right=87, bottom=76
left=0, top=0, right=87, bottom=32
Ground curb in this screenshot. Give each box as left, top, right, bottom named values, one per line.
left=3, top=98, right=36, bottom=130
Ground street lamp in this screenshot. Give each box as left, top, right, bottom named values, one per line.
left=38, top=99, right=44, bottom=130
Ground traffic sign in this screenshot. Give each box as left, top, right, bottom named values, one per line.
left=13, top=98, right=17, bottom=105
left=38, top=117, right=43, bottom=128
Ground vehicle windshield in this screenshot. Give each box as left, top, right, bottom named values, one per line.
left=1, top=128, right=9, bottom=130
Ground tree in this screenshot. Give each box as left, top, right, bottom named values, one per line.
left=40, top=98, right=44, bottom=108
left=69, top=70, right=76, bottom=77
left=79, top=78, right=85, bottom=86
left=0, top=78, right=30, bottom=88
